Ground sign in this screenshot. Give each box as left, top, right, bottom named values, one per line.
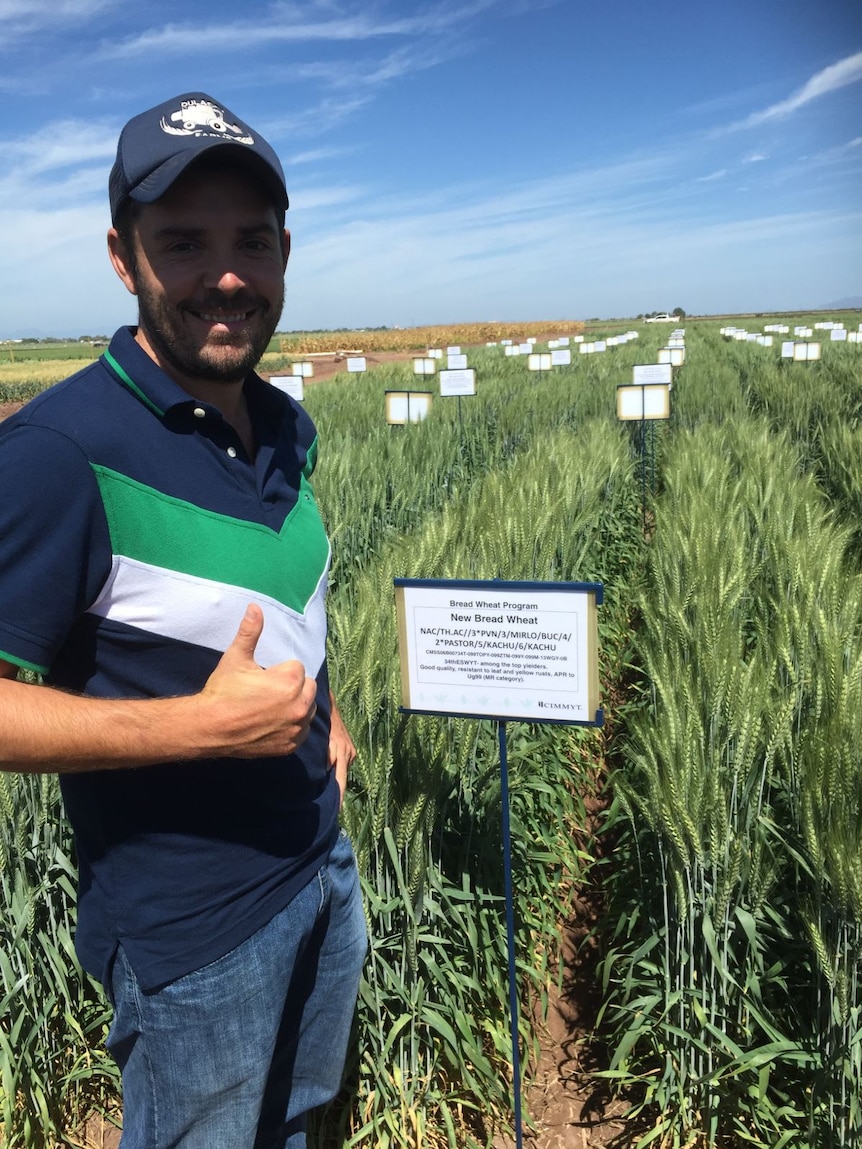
left=386, top=390, right=432, bottom=424
left=633, top=363, right=672, bottom=385
left=617, top=383, right=671, bottom=420
left=269, top=375, right=304, bottom=401
left=291, top=361, right=314, bottom=378
left=551, top=349, right=572, bottom=366
left=528, top=353, right=552, bottom=372
left=439, top=368, right=476, bottom=396
left=394, top=578, right=602, bottom=725
left=447, top=353, right=468, bottom=370
left=793, top=343, right=821, bottom=361
left=446, top=346, right=461, bottom=356
left=413, top=357, right=437, bottom=375
left=347, top=357, right=366, bottom=373
left=659, top=348, right=685, bottom=365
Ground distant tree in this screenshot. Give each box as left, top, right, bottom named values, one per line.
left=672, top=307, right=686, bottom=318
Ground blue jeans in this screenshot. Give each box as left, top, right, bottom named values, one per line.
left=106, top=830, right=367, bottom=1149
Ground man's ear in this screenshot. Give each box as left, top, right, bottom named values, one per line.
left=282, top=228, right=291, bottom=270
left=107, top=228, right=139, bottom=296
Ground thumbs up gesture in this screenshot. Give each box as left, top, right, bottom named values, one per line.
left=199, top=604, right=318, bottom=758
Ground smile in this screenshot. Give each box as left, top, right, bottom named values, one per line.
left=197, top=311, right=252, bottom=323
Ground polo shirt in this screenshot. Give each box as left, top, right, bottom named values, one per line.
left=0, top=327, right=340, bottom=991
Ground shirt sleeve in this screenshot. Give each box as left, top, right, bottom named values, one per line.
left=0, top=423, right=111, bottom=673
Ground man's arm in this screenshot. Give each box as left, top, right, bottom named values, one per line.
left=0, top=604, right=317, bottom=774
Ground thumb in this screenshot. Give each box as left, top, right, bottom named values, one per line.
left=222, top=603, right=264, bottom=666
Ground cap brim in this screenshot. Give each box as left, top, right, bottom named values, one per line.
left=129, top=141, right=289, bottom=211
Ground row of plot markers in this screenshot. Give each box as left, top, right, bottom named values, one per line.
left=722, top=317, right=862, bottom=360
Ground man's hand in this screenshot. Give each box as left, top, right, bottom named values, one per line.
left=0, top=604, right=320, bottom=774
left=200, top=604, right=318, bottom=759
left=328, top=695, right=356, bottom=808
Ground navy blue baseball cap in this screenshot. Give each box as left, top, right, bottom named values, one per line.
left=109, top=92, right=289, bottom=222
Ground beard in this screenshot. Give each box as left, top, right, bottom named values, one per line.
left=134, top=276, right=284, bottom=386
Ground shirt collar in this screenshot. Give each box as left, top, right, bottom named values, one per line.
left=101, top=326, right=278, bottom=422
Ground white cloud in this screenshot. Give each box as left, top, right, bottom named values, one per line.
left=101, top=0, right=503, bottom=60
left=288, top=145, right=355, bottom=165
left=695, top=169, right=727, bottom=183
left=0, top=0, right=116, bottom=41
left=742, top=50, right=862, bottom=127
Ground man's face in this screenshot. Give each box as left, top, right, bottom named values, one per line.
left=112, top=162, right=289, bottom=387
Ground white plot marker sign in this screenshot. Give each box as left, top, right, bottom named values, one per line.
left=394, top=578, right=602, bottom=725
left=347, top=356, right=366, bottom=373
left=386, top=391, right=432, bottom=424
left=528, top=353, right=552, bottom=372
left=617, top=383, right=671, bottom=420
left=269, top=376, right=304, bottom=401
left=439, top=368, right=476, bottom=396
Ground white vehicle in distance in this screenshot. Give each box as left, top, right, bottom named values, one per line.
left=645, top=313, right=677, bottom=323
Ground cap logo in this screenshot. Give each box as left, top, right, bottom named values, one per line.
left=159, top=98, right=254, bottom=145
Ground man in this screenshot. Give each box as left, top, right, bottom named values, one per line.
left=0, top=93, right=366, bottom=1148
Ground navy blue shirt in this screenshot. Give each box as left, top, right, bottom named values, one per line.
left=0, top=328, right=339, bottom=990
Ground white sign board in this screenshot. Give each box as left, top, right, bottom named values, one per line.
left=439, top=368, right=476, bottom=396
left=528, top=353, right=552, bottom=372
left=386, top=391, right=432, bottom=424
left=447, top=353, right=468, bottom=370
left=617, top=383, right=671, bottom=421
left=347, top=357, right=366, bottom=373
left=633, top=363, right=672, bottom=385
left=446, top=346, right=461, bottom=356
left=413, top=357, right=437, bottom=375
left=551, top=349, right=572, bottom=366
left=831, top=329, right=848, bottom=342
left=269, top=375, right=304, bottom=401
left=291, top=361, right=314, bottom=378
left=394, top=578, right=602, bottom=724
left=793, top=343, right=821, bottom=361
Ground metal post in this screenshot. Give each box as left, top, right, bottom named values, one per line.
left=498, top=719, right=524, bottom=1147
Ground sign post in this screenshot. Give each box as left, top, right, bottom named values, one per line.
left=619, top=366, right=672, bottom=533
left=394, top=578, right=603, bottom=1145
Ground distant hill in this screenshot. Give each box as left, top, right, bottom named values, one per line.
left=820, top=296, right=862, bottom=310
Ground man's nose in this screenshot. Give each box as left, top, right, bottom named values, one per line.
left=202, top=260, right=247, bottom=295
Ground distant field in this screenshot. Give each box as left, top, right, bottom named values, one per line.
left=1, top=312, right=859, bottom=402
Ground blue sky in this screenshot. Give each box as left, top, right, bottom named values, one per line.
left=1, top=0, right=860, bottom=338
